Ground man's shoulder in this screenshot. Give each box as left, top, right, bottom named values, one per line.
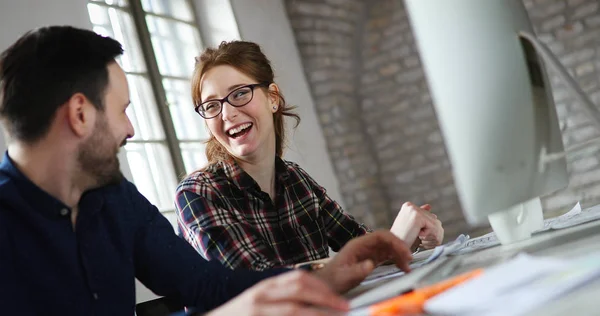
left=0, top=173, right=23, bottom=226
left=97, top=177, right=136, bottom=193
left=94, top=178, right=144, bottom=204
left=91, top=179, right=158, bottom=222
left=0, top=168, right=16, bottom=185
left=0, top=172, right=21, bottom=205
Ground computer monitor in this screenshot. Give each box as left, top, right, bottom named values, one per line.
left=404, top=0, right=571, bottom=225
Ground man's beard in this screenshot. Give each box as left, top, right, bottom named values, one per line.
left=77, top=115, right=125, bottom=187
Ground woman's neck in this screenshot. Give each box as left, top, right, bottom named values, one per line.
left=237, top=155, right=277, bottom=201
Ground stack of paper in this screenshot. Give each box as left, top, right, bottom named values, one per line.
left=425, top=253, right=600, bottom=316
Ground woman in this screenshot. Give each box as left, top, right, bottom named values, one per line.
left=175, top=40, right=444, bottom=271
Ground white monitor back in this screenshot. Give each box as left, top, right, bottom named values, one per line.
left=405, top=0, right=568, bottom=225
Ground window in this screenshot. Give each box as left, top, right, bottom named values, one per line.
left=87, top=0, right=210, bottom=224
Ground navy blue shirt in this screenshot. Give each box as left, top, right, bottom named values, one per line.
left=0, top=153, right=287, bottom=315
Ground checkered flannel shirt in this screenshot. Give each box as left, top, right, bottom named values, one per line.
left=175, top=157, right=370, bottom=271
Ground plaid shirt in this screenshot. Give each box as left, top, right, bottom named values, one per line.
left=175, top=157, right=370, bottom=271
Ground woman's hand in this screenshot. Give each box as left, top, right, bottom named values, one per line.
left=390, top=202, right=444, bottom=249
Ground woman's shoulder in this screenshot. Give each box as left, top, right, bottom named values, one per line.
left=279, top=159, right=303, bottom=174
left=280, top=159, right=313, bottom=180
left=177, top=162, right=227, bottom=192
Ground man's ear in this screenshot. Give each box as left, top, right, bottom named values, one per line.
left=66, top=93, right=96, bottom=138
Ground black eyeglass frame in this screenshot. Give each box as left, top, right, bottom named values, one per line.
left=194, top=82, right=271, bottom=119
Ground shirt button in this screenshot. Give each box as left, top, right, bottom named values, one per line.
left=93, top=293, right=99, bottom=300
left=60, top=208, right=69, bottom=216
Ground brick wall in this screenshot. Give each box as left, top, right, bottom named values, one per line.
left=284, top=0, right=600, bottom=240
left=359, top=1, right=466, bottom=238
left=285, top=0, right=392, bottom=229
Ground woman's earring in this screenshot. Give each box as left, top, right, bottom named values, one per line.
left=273, top=106, right=277, bottom=111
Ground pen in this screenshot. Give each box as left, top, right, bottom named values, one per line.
left=369, top=268, right=484, bottom=316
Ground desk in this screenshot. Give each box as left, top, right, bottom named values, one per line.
left=350, top=217, right=600, bottom=315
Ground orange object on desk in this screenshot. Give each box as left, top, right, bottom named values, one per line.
left=370, top=268, right=484, bottom=316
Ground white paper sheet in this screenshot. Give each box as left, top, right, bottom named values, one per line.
left=453, top=231, right=499, bottom=255
left=425, top=253, right=600, bottom=316
left=550, top=203, right=600, bottom=230
left=538, top=202, right=582, bottom=231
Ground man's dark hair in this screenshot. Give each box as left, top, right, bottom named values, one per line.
left=0, top=26, right=124, bottom=143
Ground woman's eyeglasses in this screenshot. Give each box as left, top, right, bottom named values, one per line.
left=194, top=82, right=270, bottom=119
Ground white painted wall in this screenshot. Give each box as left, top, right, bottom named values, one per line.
left=0, top=0, right=92, bottom=154
left=229, top=0, right=345, bottom=207
left=193, top=0, right=241, bottom=47
left=0, top=1, right=89, bottom=47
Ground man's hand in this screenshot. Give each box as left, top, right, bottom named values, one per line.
left=390, top=202, right=444, bottom=249
left=206, top=270, right=348, bottom=316
left=207, top=232, right=413, bottom=315
left=312, top=230, right=413, bottom=293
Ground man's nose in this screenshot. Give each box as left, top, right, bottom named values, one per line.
left=126, top=115, right=135, bottom=139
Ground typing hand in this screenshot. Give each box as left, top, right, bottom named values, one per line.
left=206, top=270, right=348, bottom=316
left=312, top=230, right=413, bottom=293
left=390, top=202, right=444, bottom=249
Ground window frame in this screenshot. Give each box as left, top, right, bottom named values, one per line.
left=87, top=0, right=209, bottom=216
left=129, top=0, right=197, bottom=179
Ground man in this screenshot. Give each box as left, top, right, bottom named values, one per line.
left=0, top=26, right=413, bottom=315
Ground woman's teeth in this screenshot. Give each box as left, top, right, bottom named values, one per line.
left=227, top=123, right=252, bottom=137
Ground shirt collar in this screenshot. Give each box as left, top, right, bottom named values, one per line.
left=0, top=152, right=72, bottom=218
left=221, top=156, right=291, bottom=190
left=274, top=156, right=291, bottom=181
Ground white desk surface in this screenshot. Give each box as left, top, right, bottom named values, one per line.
left=350, top=217, right=600, bottom=315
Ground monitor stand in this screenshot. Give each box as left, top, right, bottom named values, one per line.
left=488, top=197, right=544, bottom=245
